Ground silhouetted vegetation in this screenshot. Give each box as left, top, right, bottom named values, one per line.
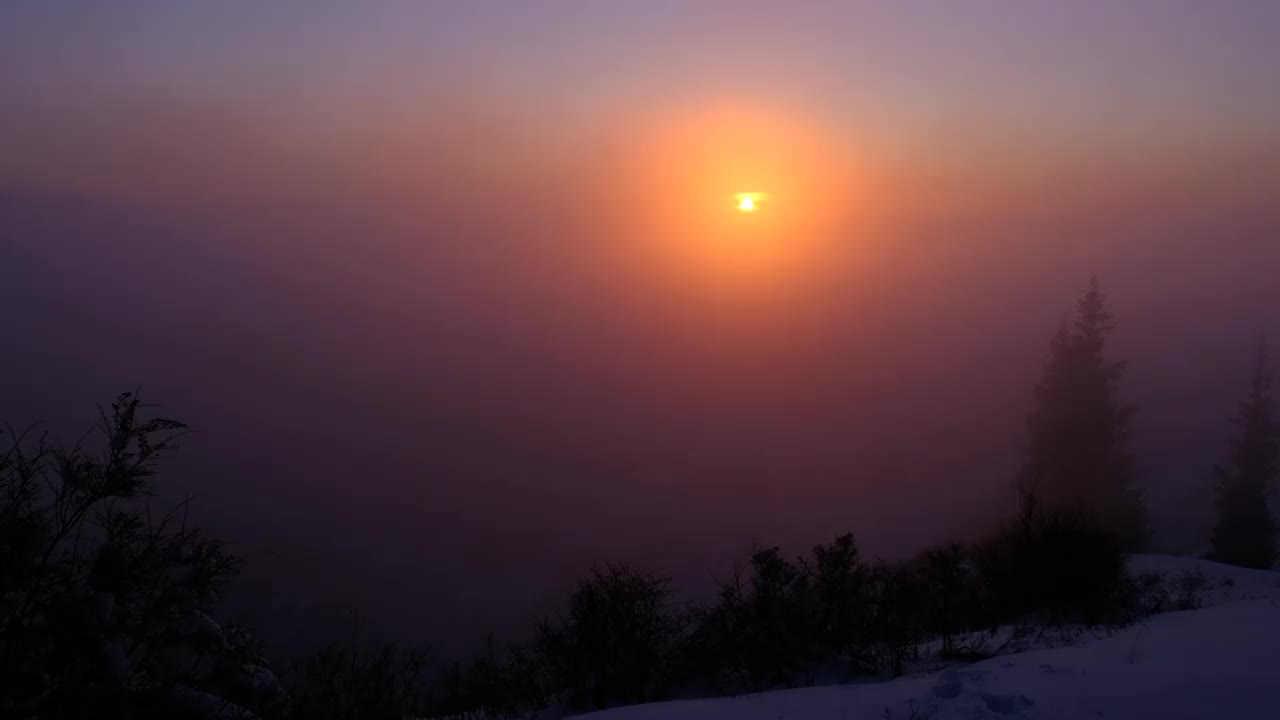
left=864, top=560, right=925, bottom=677
left=286, top=641, right=432, bottom=720
left=1017, top=276, right=1148, bottom=551
left=917, top=543, right=987, bottom=660
left=6, top=276, right=1275, bottom=718
left=0, top=394, right=283, bottom=720
left=804, top=533, right=873, bottom=667
left=685, top=546, right=818, bottom=692
left=1210, top=342, right=1278, bottom=569
left=976, top=512, right=1128, bottom=626
left=535, top=563, right=683, bottom=711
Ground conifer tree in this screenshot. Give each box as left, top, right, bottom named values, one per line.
left=1210, top=342, right=1279, bottom=569
left=1017, top=276, right=1148, bottom=550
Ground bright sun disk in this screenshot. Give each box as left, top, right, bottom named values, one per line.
left=735, top=192, right=766, bottom=212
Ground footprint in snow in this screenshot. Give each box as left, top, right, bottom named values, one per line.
left=931, top=669, right=992, bottom=700
left=932, top=679, right=964, bottom=700
left=979, top=691, right=1037, bottom=716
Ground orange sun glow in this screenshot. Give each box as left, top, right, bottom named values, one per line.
left=601, top=103, right=871, bottom=301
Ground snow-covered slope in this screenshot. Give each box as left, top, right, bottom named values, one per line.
left=581, top=556, right=1280, bottom=720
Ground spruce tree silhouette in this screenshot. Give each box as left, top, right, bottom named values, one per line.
left=1017, top=276, right=1149, bottom=551
left=1210, top=342, right=1279, bottom=569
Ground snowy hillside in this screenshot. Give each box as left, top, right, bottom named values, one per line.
left=579, top=556, right=1280, bottom=720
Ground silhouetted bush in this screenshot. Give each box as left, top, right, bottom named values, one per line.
left=680, top=566, right=748, bottom=692
left=1124, top=569, right=1211, bottom=620
left=423, top=641, right=546, bottom=719
left=738, top=547, right=820, bottom=686
left=802, top=533, right=873, bottom=666
left=865, top=561, right=925, bottom=676
left=683, top=546, right=820, bottom=692
left=917, top=543, right=989, bottom=660
left=286, top=642, right=433, bottom=720
left=0, top=394, right=282, bottom=720
left=536, top=563, right=683, bottom=711
left=475, top=643, right=548, bottom=718
left=977, top=511, right=1127, bottom=626
left=683, top=533, right=1000, bottom=685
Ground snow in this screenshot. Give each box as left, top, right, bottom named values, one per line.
left=169, top=685, right=260, bottom=720
left=238, top=662, right=286, bottom=706
left=1128, top=553, right=1280, bottom=596
left=170, top=608, right=226, bottom=643
left=579, top=556, right=1280, bottom=720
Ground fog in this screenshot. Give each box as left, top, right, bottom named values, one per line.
left=3, top=3, right=1279, bottom=661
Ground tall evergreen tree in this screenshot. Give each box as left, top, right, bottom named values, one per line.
left=1210, top=342, right=1279, bottom=569
left=1017, top=276, right=1148, bottom=550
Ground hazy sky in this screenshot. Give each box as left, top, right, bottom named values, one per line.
left=2, top=2, right=1278, bottom=659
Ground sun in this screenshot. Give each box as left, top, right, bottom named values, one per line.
left=735, top=192, right=766, bottom=213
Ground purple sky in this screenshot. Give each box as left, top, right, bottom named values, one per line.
left=2, top=2, right=1278, bottom=659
